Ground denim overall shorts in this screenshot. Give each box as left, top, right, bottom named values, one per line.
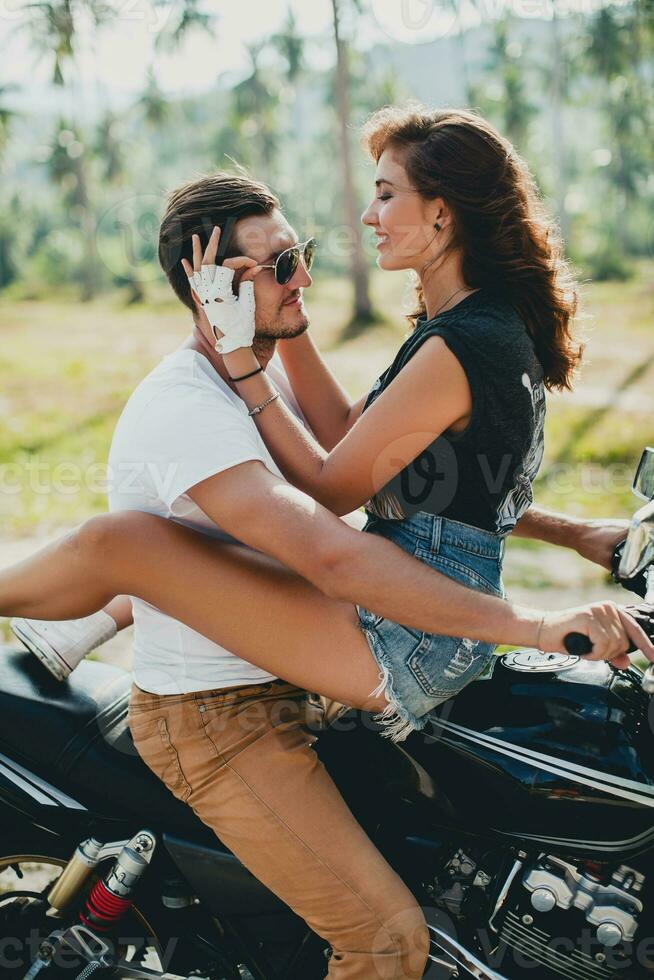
left=356, top=511, right=507, bottom=742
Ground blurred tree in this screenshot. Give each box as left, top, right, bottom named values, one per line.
left=19, top=0, right=121, bottom=299
left=330, top=0, right=374, bottom=327
left=23, top=0, right=112, bottom=86
left=0, top=83, right=18, bottom=163
left=94, top=111, right=125, bottom=184
left=0, top=194, right=20, bottom=289
left=212, top=100, right=251, bottom=174
left=271, top=9, right=309, bottom=210
left=93, top=111, right=146, bottom=302
left=586, top=4, right=628, bottom=81
left=231, top=43, right=282, bottom=182
left=547, top=3, right=574, bottom=240
left=136, top=68, right=169, bottom=128
left=153, top=0, right=216, bottom=51
left=447, top=0, right=479, bottom=105
left=351, top=43, right=403, bottom=118
left=45, top=121, right=100, bottom=300
left=585, top=2, right=651, bottom=255
left=273, top=7, right=304, bottom=84
left=486, top=16, right=536, bottom=152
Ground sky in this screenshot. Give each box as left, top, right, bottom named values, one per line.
left=2, top=0, right=620, bottom=113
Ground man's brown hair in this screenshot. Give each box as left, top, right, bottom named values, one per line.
left=158, top=170, right=280, bottom=316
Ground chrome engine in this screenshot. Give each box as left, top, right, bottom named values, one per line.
left=496, top=854, right=646, bottom=980
left=523, top=855, right=643, bottom=947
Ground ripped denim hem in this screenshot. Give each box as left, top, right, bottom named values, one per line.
left=358, top=622, right=429, bottom=743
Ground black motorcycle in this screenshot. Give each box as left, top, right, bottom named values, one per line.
left=3, top=449, right=654, bottom=980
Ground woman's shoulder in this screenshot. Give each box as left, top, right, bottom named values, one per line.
left=419, top=289, right=521, bottom=333
left=416, top=290, right=536, bottom=358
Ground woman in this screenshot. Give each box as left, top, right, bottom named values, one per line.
left=2, top=106, right=646, bottom=741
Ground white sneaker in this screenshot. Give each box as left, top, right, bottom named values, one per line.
left=10, top=611, right=117, bottom=681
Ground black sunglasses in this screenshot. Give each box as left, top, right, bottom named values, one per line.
left=214, top=219, right=317, bottom=286
left=259, top=238, right=317, bottom=285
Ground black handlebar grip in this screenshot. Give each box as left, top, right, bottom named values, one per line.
left=564, top=632, right=593, bottom=656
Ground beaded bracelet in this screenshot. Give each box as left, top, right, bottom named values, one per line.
left=248, top=391, right=280, bottom=417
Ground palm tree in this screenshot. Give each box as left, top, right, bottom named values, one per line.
left=45, top=120, right=100, bottom=300
left=19, top=0, right=119, bottom=299
left=272, top=7, right=304, bottom=84
left=23, top=0, right=111, bottom=85
left=330, top=0, right=374, bottom=326
left=154, top=0, right=216, bottom=52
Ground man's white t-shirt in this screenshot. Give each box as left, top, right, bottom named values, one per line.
left=107, top=346, right=311, bottom=695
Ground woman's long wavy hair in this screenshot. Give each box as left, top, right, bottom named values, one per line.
left=362, top=105, right=582, bottom=391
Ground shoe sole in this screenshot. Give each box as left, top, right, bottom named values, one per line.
left=10, top=621, right=72, bottom=682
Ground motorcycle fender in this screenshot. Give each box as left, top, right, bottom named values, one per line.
left=163, top=833, right=288, bottom=916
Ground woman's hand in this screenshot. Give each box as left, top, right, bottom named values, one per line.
left=181, top=226, right=263, bottom=355
left=538, top=600, right=654, bottom=667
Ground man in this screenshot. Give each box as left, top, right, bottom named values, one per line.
left=9, top=171, right=643, bottom=978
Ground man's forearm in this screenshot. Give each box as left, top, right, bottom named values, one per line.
left=512, top=504, right=630, bottom=571
left=512, top=505, right=589, bottom=549
left=327, top=530, right=541, bottom=649
left=276, top=333, right=352, bottom=450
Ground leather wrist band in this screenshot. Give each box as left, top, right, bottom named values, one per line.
left=229, top=365, right=263, bottom=383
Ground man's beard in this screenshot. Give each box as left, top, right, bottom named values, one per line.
left=255, top=319, right=310, bottom=342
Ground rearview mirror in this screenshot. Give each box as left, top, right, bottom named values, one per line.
left=633, top=447, right=654, bottom=501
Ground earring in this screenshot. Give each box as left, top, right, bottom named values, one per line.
left=433, top=222, right=441, bottom=231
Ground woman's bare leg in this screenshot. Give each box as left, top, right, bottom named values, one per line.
left=0, top=514, right=386, bottom=712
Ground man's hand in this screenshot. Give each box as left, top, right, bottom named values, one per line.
left=575, top=518, right=630, bottom=571
left=182, top=225, right=262, bottom=355
left=538, top=600, right=654, bottom=668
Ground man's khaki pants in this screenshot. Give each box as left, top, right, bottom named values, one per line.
left=128, top=679, right=429, bottom=979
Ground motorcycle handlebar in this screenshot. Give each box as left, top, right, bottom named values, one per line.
left=563, top=601, right=654, bottom=658
left=563, top=632, right=593, bottom=656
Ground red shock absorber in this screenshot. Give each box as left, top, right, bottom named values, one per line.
left=80, top=878, right=134, bottom=932
left=79, top=831, right=156, bottom=933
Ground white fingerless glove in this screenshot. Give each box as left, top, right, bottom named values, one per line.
left=188, top=264, right=256, bottom=354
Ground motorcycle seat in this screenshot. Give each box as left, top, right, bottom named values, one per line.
left=0, top=645, right=211, bottom=838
